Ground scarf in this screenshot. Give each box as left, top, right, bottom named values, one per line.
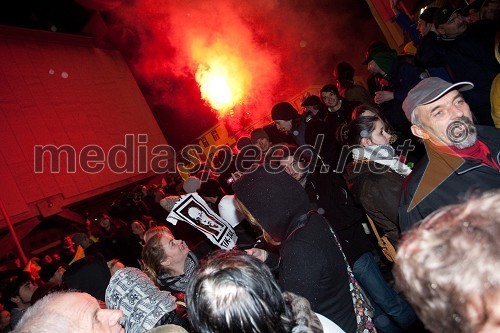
left=157, top=252, right=198, bottom=294
left=352, top=144, right=412, bottom=175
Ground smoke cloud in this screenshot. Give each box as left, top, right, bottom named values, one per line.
left=103, top=0, right=383, bottom=148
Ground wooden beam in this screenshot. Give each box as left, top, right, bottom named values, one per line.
left=56, top=209, right=86, bottom=225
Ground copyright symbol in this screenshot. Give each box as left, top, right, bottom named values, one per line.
left=446, top=120, right=469, bottom=144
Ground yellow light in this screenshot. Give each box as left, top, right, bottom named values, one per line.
left=196, top=62, right=234, bottom=112
left=192, top=40, right=250, bottom=117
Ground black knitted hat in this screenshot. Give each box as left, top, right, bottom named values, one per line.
left=271, top=102, right=299, bottom=121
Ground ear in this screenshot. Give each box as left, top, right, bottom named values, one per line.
left=411, top=125, right=429, bottom=140
left=360, top=137, right=372, bottom=147
left=10, top=296, right=20, bottom=304
left=161, top=258, right=171, bottom=267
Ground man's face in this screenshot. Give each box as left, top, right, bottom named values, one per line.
left=279, top=156, right=306, bottom=182
left=274, top=120, right=292, bottom=132
left=52, top=293, right=124, bottom=333
left=63, top=236, right=74, bottom=248
left=412, top=90, right=476, bottom=148
left=99, top=217, right=110, bottom=229
left=367, top=60, right=384, bottom=75
left=18, top=281, right=37, bottom=304
left=437, top=12, right=467, bottom=38
left=320, top=91, right=339, bottom=108
left=418, top=20, right=433, bottom=36
left=256, top=137, right=271, bottom=152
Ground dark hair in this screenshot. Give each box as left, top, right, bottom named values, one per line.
left=186, top=250, right=291, bottom=333
left=333, top=61, right=355, bottom=81
left=4, top=273, right=33, bottom=300
left=351, top=104, right=381, bottom=120
left=346, top=116, right=379, bottom=146
left=351, top=104, right=394, bottom=134
left=319, top=84, right=339, bottom=100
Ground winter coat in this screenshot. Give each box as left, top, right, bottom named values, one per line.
left=399, top=125, right=500, bottom=231
left=233, top=168, right=357, bottom=333
left=345, top=161, right=406, bottom=247
left=305, top=172, right=373, bottom=265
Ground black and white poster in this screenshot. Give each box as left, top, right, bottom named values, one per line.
left=166, top=193, right=238, bottom=250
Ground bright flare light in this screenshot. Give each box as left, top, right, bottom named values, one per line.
left=196, top=62, right=234, bottom=112
left=193, top=41, right=250, bottom=117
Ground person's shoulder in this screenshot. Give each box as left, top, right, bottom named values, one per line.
left=401, top=156, right=427, bottom=190
left=468, top=19, right=499, bottom=34
left=477, top=124, right=500, bottom=137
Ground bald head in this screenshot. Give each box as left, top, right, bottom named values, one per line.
left=13, top=292, right=123, bottom=333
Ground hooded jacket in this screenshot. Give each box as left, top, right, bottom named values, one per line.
left=233, top=167, right=357, bottom=333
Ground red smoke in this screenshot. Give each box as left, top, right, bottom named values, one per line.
left=102, top=0, right=383, bottom=145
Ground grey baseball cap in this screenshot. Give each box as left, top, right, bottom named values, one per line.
left=402, top=77, right=473, bottom=122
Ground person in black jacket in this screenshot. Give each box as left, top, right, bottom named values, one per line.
left=415, top=4, right=499, bottom=126
left=271, top=102, right=334, bottom=168
left=400, top=77, right=500, bottom=231
left=278, top=148, right=418, bottom=333
left=233, top=167, right=369, bottom=333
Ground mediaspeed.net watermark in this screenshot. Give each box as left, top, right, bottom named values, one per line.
left=33, top=133, right=417, bottom=179
left=34, top=119, right=497, bottom=180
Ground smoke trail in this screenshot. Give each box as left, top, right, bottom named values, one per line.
left=104, top=0, right=383, bottom=147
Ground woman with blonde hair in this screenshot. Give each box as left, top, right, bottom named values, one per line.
left=142, top=232, right=197, bottom=297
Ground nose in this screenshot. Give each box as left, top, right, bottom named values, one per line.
left=450, top=105, right=464, bottom=118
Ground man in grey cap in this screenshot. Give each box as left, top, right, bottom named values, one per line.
left=399, top=77, right=500, bottom=231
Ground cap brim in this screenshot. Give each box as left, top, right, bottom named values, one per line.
left=420, top=81, right=474, bottom=106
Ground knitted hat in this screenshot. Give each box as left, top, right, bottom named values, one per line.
left=250, top=128, right=269, bottom=143
left=236, top=136, right=252, bottom=150
left=363, top=42, right=397, bottom=74
left=71, top=232, right=88, bottom=247
left=233, top=167, right=309, bottom=243
left=300, top=95, right=322, bottom=107
left=160, top=196, right=180, bottom=212
left=197, top=179, right=224, bottom=198
left=433, top=4, right=461, bottom=26
left=271, top=102, right=299, bottom=121
left=402, top=77, right=473, bottom=121
left=105, top=267, right=177, bottom=333
left=182, top=176, right=201, bottom=193
left=419, top=6, right=438, bottom=23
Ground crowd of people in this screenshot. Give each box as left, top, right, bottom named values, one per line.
left=0, top=0, right=499, bottom=332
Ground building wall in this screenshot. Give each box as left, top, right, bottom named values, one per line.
left=0, top=26, right=168, bottom=228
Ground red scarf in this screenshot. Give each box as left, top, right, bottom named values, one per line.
left=449, top=140, right=500, bottom=171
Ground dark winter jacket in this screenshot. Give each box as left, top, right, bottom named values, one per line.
left=399, top=125, right=500, bottom=231
left=233, top=168, right=357, bottom=333
left=306, top=171, right=373, bottom=265
left=345, top=161, right=406, bottom=247
left=415, top=20, right=499, bottom=125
